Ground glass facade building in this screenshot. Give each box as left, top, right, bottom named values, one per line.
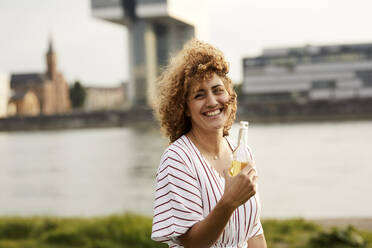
left=242, top=43, right=372, bottom=103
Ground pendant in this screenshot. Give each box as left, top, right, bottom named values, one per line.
left=213, top=155, right=218, bottom=160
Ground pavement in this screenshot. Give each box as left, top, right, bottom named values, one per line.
left=312, top=218, right=372, bottom=231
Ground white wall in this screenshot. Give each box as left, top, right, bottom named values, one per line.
left=0, top=72, right=10, bottom=118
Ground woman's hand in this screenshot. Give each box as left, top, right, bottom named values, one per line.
left=222, top=162, right=258, bottom=209
left=178, top=162, right=258, bottom=248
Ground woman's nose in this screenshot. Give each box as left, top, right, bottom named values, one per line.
left=206, top=93, right=218, bottom=107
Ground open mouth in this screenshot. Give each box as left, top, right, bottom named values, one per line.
left=203, top=108, right=223, bottom=117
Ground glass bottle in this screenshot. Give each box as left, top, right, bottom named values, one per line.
left=229, top=121, right=252, bottom=176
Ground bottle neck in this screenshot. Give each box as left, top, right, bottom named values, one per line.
left=237, top=128, right=248, bottom=147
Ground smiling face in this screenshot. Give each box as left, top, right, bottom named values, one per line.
left=186, top=73, right=231, bottom=133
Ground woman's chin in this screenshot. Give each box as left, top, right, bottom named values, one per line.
left=204, top=120, right=226, bottom=131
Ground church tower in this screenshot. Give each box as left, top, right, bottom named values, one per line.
left=46, top=38, right=57, bottom=80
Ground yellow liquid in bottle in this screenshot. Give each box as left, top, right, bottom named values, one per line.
left=229, top=160, right=248, bottom=176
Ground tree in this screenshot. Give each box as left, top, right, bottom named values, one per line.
left=69, top=81, right=86, bottom=108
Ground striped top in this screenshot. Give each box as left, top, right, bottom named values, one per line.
left=151, top=135, right=263, bottom=248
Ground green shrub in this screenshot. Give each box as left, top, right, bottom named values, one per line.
left=88, top=239, right=123, bottom=248
left=0, top=215, right=371, bottom=248
left=42, top=225, right=90, bottom=246
left=38, top=213, right=165, bottom=248
left=308, top=225, right=368, bottom=248
left=0, top=239, right=37, bottom=248
left=360, top=230, right=372, bottom=245
left=0, top=218, right=35, bottom=240
left=0, top=240, right=18, bottom=248
left=262, top=218, right=321, bottom=247
left=0, top=217, right=61, bottom=241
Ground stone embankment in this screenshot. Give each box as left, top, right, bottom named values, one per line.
left=0, top=108, right=154, bottom=131
left=237, top=98, right=372, bottom=123
left=1, top=98, right=372, bottom=131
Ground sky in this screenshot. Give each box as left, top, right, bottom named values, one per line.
left=1, top=0, right=372, bottom=86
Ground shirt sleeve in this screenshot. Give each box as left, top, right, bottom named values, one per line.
left=245, top=147, right=264, bottom=239
left=151, top=150, right=203, bottom=246
left=248, top=219, right=263, bottom=239
left=248, top=193, right=264, bottom=239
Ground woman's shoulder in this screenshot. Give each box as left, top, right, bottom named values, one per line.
left=163, top=135, right=193, bottom=159
left=158, top=135, right=195, bottom=171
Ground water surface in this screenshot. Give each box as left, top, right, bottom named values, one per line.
left=1, top=120, right=371, bottom=218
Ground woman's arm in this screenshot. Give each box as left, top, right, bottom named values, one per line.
left=179, top=166, right=258, bottom=248
left=248, top=234, right=267, bottom=248
left=178, top=194, right=235, bottom=248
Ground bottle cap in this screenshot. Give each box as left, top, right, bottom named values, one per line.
left=240, top=121, right=249, bottom=128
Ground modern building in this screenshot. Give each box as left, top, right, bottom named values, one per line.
left=91, top=0, right=207, bottom=106
left=84, top=83, right=127, bottom=111
left=242, top=42, right=372, bottom=103
left=0, top=72, right=10, bottom=118
left=10, top=39, right=71, bottom=116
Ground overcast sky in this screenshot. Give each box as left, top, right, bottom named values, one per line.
left=1, top=0, right=372, bottom=86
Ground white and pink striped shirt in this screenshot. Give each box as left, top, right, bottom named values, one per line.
left=151, top=135, right=263, bottom=248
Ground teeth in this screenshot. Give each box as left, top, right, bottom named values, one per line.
left=205, top=109, right=221, bottom=116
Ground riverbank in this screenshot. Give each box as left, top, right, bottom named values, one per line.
left=1, top=98, right=372, bottom=131
left=237, top=97, right=372, bottom=124
left=0, top=214, right=371, bottom=248
left=0, top=107, right=154, bottom=132
left=313, top=218, right=372, bottom=231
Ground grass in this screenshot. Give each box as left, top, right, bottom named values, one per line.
left=0, top=214, right=371, bottom=248
left=0, top=213, right=166, bottom=248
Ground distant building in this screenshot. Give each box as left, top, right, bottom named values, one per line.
left=242, top=42, right=372, bottom=103
left=8, top=90, right=40, bottom=116
left=84, top=83, right=127, bottom=111
left=91, top=0, right=206, bottom=106
left=10, top=39, right=70, bottom=116
left=0, top=72, right=10, bottom=118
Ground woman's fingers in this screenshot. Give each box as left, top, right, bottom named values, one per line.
left=246, top=167, right=256, bottom=180
left=223, top=169, right=231, bottom=182
left=241, top=161, right=256, bottom=174
left=240, top=166, right=256, bottom=181
left=223, top=167, right=259, bottom=208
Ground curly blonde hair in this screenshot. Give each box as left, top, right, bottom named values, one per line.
left=153, top=39, right=237, bottom=143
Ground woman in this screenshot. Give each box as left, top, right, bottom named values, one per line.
left=151, top=39, right=267, bottom=248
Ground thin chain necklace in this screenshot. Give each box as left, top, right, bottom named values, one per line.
left=190, top=131, right=220, bottom=160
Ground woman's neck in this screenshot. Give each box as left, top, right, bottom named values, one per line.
left=188, top=127, right=225, bottom=157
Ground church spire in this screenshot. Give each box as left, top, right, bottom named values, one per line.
left=47, top=35, right=54, bottom=54
left=46, top=35, right=57, bottom=80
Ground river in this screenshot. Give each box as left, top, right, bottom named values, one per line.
left=0, top=120, right=371, bottom=218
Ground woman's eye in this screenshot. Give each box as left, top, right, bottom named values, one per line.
left=214, top=88, right=224, bottom=94
left=195, top=94, right=203, bottom=99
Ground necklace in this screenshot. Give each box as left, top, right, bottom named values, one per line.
left=190, top=131, right=220, bottom=160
